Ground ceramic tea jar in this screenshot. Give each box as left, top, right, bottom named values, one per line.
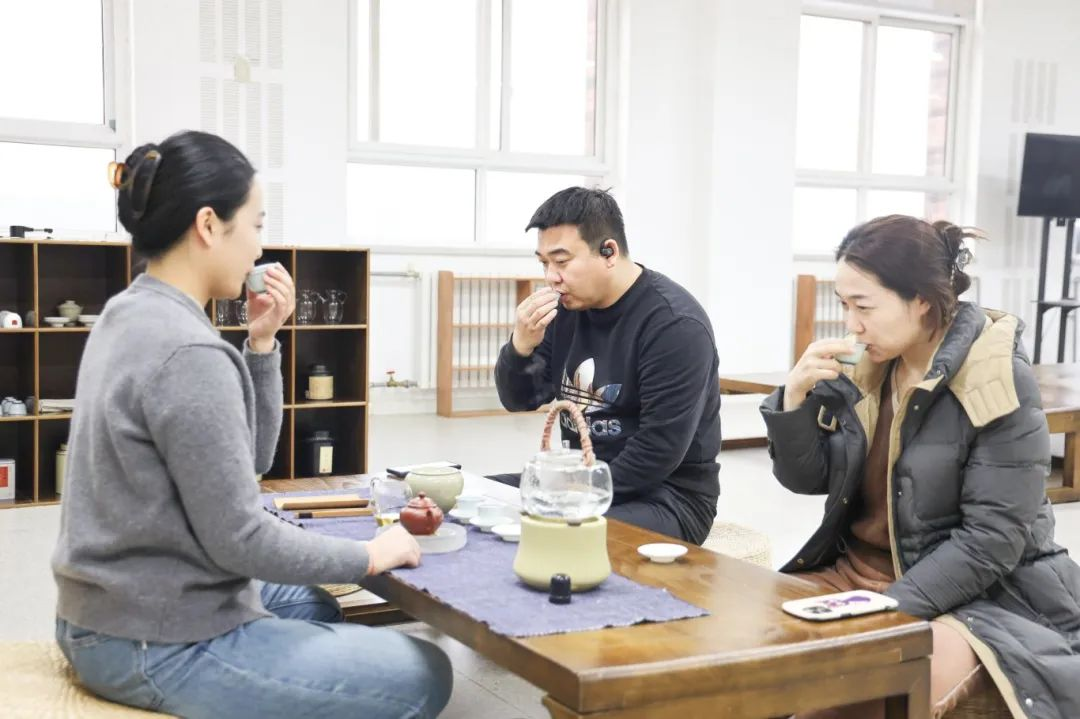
left=56, top=443, right=67, bottom=495
left=404, top=465, right=464, bottom=513
left=306, top=364, right=334, bottom=401
left=399, top=492, right=443, bottom=535
left=301, top=430, right=334, bottom=476
left=58, top=300, right=82, bottom=321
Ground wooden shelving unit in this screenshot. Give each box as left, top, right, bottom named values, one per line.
left=435, top=271, right=544, bottom=417
left=0, top=239, right=369, bottom=509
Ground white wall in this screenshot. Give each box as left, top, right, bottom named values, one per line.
left=131, top=0, right=348, bottom=245
left=972, top=0, right=1080, bottom=361
left=619, top=0, right=714, bottom=305
left=707, top=0, right=801, bottom=373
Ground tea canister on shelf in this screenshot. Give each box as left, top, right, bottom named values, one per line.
left=57, top=300, right=82, bottom=320
left=0, top=458, right=14, bottom=501
left=56, top=443, right=68, bottom=495
left=302, top=430, right=335, bottom=476
left=306, top=364, right=334, bottom=401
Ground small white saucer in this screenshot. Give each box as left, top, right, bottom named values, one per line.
left=491, top=523, right=521, bottom=542
left=448, top=507, right=476, bottom=522
left=637, top=543, right=688, bottom=564
left=469, top=515, right=504, bottom=532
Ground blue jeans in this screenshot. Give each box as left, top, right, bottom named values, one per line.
left=55, top=583, right=453, bottom=718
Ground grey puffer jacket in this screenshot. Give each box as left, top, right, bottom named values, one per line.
left=760, top=303, right=1080, bottom=719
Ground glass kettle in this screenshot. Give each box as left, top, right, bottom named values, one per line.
left=520, top=400, right=613, bottom=524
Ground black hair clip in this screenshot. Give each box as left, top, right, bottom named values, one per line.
left=955, top=246, right=973, bottom=271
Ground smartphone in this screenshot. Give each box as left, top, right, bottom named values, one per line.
left=781, top=590, right=898, bottom=622
left=386, top=461, right=462, bottom=478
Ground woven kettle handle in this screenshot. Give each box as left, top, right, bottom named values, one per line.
left=540, top=400, right=594, bottom=467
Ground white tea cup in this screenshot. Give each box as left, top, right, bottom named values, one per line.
left=246, top=263, right=280, bottom=294
left=454, top=494, right=485, bottom=514
left=476, top=502, right=505, bottom=523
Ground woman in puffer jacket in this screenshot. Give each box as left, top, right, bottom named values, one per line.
left=761, top=215, right=1080, bottom=719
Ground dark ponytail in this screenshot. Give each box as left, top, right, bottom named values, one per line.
left=114, top=131, right=255, bottom=259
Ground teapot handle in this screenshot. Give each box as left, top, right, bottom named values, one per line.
left=540, top=400, right=595, bottom=467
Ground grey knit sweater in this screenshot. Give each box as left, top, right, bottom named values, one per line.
left=52, top=274, right=369, bottom=643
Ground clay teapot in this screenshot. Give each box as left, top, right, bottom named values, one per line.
left=399, top=492, right=443, bottom=536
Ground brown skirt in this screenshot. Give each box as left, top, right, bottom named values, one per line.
left=793, top=558, right=986, bottom=719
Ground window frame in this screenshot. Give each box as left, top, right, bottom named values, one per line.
left=794, top=1, right=972, bottom=259
left=0, top=0, right=131, bottom=233
left=346, top=0, right=620, bottom=251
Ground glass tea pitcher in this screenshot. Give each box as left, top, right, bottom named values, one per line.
left=324, top=289, right=346, bottom=324
left=520, top=400, right=613, bottom=523
left=296, top=290, right=322, bottom=324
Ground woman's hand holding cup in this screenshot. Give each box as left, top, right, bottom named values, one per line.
left=783, top=338, right=858, bottom=412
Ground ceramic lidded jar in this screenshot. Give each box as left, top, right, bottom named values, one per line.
left=58, top=300, right=82, bottom=320
left=399, top=492, right=443, bottom=535
left=404, top=465, right=464, bottom=513
left=306, top=364, right=334, bottom=401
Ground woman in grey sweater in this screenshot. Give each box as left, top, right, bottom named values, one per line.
left=51, top=131, right=452, bottom=718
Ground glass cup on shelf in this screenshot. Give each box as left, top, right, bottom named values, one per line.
left=236, top=299, right=248, bottom=326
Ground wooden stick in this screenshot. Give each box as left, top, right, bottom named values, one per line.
left=297, top=507, right=374, bottom=519
left=274, top=494, right=368, bottom=511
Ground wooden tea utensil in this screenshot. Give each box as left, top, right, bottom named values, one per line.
left=274, top=494, right=368, bottom=511
left=297, top=507, right=374, bottom=519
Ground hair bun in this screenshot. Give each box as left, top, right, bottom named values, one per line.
left=115, top=144, right=163, bottom=234
left=128, top=147, right=163, bottom=220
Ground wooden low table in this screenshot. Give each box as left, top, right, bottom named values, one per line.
left=719, top=372, right=787, bottom=396
left=1032, top=364, right=1080, bottom=503
left=719, top=365, right=1080, bottom=504
left=263, top=476, right=931, bottom=718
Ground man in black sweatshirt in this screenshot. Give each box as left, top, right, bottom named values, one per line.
left=493, top=187, right=721, bottom=545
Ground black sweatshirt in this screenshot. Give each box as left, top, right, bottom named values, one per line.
left=495, top=267, right=721, bottom=504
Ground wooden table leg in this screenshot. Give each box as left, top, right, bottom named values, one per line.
left=1046, top=411, right=1080, bottom=504
left=1064, top=431, right=1077, bottom=498
left=885, top=657, right=930, bottom=719
left=1048, top=431, right=1080, bottom=503
left=543, top=696, right=581, bottom=719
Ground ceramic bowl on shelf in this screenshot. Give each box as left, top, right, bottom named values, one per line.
left=43, top=317, right=69, bottom=328
left=78, top=314, right=100, bottom=327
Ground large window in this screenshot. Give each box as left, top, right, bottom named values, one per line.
left=347, top=0, right=612, bottom=249
left=793, top=9, right=962, bottom=256
left=0, top=0, right=125, bottom=235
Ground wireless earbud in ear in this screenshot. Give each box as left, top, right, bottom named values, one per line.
left=599, top=243, right=615, bottom=258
